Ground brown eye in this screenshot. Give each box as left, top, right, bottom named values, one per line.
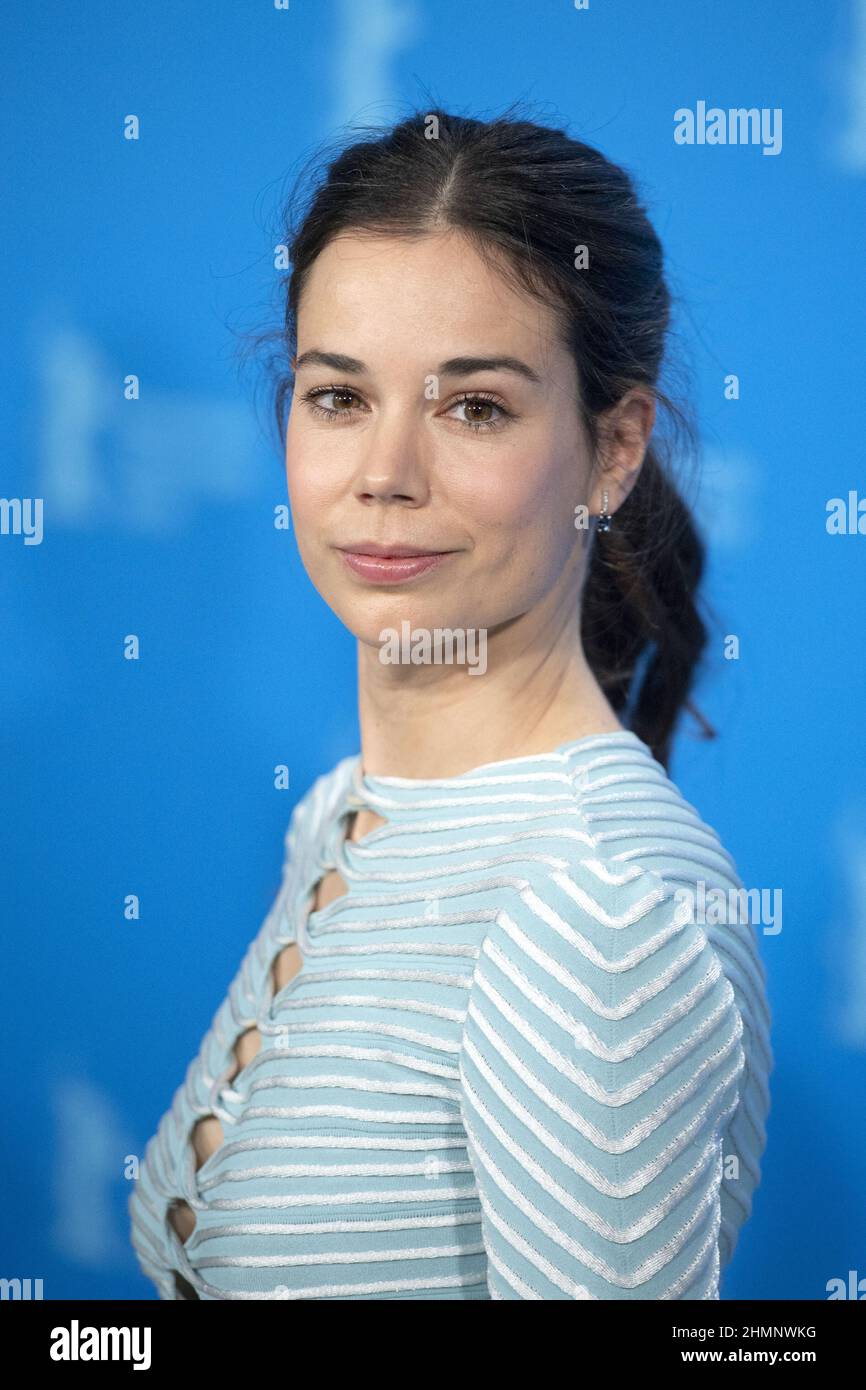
left=301, top=385, right=367, bottom=422
left=448, top=394, right=510, bottom=431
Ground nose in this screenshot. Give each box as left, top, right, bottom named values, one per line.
left=353, top=410, right=430, bottom=507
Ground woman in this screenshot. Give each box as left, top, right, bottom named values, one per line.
left=129, top=106, right=772, bottom=1300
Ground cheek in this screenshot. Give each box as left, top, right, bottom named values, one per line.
left=451, top=441, right=577, bottom=556
left=285, top=424, right=342, bottom=523
left=460, top=446, right=582, bottom=618
left=286, top=467, right=332, bottom=522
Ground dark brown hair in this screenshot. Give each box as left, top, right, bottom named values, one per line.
left=242, top=102, right=715, bottom=770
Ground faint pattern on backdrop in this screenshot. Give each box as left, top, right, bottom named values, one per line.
left=33, top=314, right=262, bottom=534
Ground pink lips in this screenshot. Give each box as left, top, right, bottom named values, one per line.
left=341, top=553, right=448, bottom=582
left=336, top=543, right=455, bottom=584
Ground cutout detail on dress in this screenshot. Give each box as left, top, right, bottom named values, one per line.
left=163, top=804, right=386, bottom=1289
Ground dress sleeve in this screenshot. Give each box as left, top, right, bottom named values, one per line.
left=456, top=861, right=769, bottom=1299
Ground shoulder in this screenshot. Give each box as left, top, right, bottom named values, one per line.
left=469, top=856, right=742, bottom=1075
left=505, top=733, right=765, bottom=987
left=544, top=732, right=743, bottom=887
left=462, top=730, right=755, bottom=1032
left=281, top=751, right=359, bottom=857
left=492, top=732, right=771, bottom=1094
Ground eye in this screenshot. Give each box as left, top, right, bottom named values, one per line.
left=446, top=392, right=512, bottom=432
left=300, top=385, right=367, bottom=423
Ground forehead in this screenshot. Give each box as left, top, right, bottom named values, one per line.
left=296, top=230, right=570, bottom=374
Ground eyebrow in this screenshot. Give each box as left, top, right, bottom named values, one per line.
left=293, top=349, right=542, bottom=384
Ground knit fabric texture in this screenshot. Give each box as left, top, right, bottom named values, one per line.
left=129, top=730, right=772, bottom=1300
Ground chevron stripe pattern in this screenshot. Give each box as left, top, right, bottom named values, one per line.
left=128, top=731, right=772, bottom=1299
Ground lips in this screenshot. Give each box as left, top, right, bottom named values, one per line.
left=338, top=542, right=446, bottom=557
left=336, top=542, right=456, bottom=584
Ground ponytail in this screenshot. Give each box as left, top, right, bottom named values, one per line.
left=582, top=448, right=714, bottom=769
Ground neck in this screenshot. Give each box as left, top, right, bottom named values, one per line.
left=356, top=582, right=623, bottom=779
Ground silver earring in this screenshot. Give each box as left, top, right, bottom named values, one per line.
left=597, top=489, right=612, bottom=533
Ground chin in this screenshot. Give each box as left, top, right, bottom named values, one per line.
left=339, top=592, right=488, bottom=644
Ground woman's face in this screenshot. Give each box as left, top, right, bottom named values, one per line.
left=285, top=228, right=598, bottom=649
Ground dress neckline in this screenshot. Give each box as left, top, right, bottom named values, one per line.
left=353, top=727, right=650, bottom=794
left=300, top=728, right=655, bottom=933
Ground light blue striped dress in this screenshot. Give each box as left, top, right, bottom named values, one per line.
left=129, top=730, right=772, bottom=1300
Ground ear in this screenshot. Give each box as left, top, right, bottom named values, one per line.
left=589, top=388, right=656, bottom=518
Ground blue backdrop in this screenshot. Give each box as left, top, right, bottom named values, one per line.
left=2, top=0, right=865, bottom=1300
